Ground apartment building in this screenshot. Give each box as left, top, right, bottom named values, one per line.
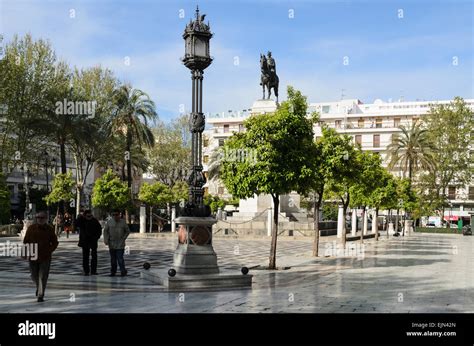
left=203, top=97, right=474, bottom=221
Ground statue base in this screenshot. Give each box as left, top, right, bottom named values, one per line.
left=141, top=216, right=253, bottom=290
left=251, top=99, right=278, bottom=115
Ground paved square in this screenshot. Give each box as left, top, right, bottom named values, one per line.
left=0, top=232, right=472, bottom=313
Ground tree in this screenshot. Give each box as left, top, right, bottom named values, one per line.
left=146, top=116, right=191, bottom=186
left=91, top=170, right=130, bottom=212
left=220, top=86, right=315, bottom=269
left=110, top=84, right=158, bottom=203
left=138, top=182, right=172, bottom=232
left=349, top=151, right=386, bottom=243
left=366, top=168, right=397, bottom=240
left=0, top=34, right=62, bottom=170
left=203, top=194, right=226, bottom=214
left=44, top=172, right=75, bottom=233
left=386, top=122, right=435, bottom=184
left=0, top=173, right=11, bottom=224
left=325, top=129, right=361, bottom=248
left=422, top=97, right=474, bottom=225
left=171, top=181, right=189, bottom=206
left=68, top=66, right=118, bottom=215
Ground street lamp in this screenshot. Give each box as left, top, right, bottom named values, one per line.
left=181, top=5, right=213, bottom=217
left=23, top=164, right=32, bottom=220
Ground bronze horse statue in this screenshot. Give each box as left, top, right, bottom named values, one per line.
left=260, top=54, right=279, bottom=102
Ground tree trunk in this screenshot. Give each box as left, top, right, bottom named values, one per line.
left=269, top=193, right=279, bottom=270
left=76, top=185, right=82, bottom=217
left=312, top=195, right=322, bottom=257
left=59, top=138, right=67, bottom=214
left=149, top=206, right=153, bottom=233
left=374, top=208, right=379, bottom=241
left=341, top=197, right=349, bottom=248
left=360, top=206, right=365, bottom=244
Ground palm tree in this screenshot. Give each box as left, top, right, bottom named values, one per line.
left=110, top=84, right=158, bottom=195
left=386, top=122, right=435, bottom=184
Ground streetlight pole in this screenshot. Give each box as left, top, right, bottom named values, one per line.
left=23, top=163, right=31, bottom=220
left=43, top=151, right=51, bottom=220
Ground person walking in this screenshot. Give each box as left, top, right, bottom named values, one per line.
left=103, top=210, right=130, bottom=277
left=53, top=213, right=64, bottom=238
left=78, top=210, right=102, bottom=276
left=23, top=211, right=59, bottom=302
left=64, top=212, right=73, bottom=238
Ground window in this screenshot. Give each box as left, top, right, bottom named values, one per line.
left=239, top=124, right=245, bottom=132
left=375, top=118, right=382, bottom=128
left=203, top=137, right=209, bottom=147
left=335, top=120, right=342, bottom=128
left=358, top=118, right=364, bottom=128
left=469, top=186, right=474, bottom=200
left=373, top=134, right=380, bottom=148
left=223, top=124, right=230, bottom=133
left=203, top=155, right=209, bottom=164
left=448, top=186, right=456, bottom=200
left=218, top=138, right=225, bottom=147
left=322, top=105, right=330, bottom=114
left=355, top=135, right=362, bottom=146
left=218, top=186, right=224, bottom=195
left=394, top=117, right=401, bottom=127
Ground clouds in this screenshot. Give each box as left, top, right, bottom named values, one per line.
left=1, top=0, right=472, bottom=122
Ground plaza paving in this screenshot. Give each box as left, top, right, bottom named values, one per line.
left=0, top=232, right=472, bottom=313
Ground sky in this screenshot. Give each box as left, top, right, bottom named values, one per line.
left=0, top=0, right=473, bottom=123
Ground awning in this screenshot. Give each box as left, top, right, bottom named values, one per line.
left=443, top=215, right=458, bottom=221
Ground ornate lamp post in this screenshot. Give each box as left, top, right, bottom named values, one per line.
left=173, top=6, right=218, bottom=275
left=23, top=164, right=32, bottom=220
left=181, top=6, right=212, bottom=217
left=142, top=7, right=252, bottom=289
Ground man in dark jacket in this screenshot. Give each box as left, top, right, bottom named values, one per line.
left=23, top=211, right=59, bottom=302
left=78, top=210, right=102, bottom=276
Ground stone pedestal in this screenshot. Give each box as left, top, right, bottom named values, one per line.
left=173, top=216, right=219, bottom=275
left=404, top=220, right=413, bottom=235
left=337, top=205, right=344, bottom=239
left=251, top=99, right=278, bottom=115
left=351, top=209, right=357, bottom=236
left=171, top=206, right=176, bottom=233
left=388, top=222, right=395, bottom=236
left=141, top=216, right=253, bottom=290
left=139, top=206, right=146, bottom=234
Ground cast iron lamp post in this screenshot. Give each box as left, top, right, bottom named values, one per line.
left=181, top=5, right=213, bottom=218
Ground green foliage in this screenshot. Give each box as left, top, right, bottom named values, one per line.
left=220, top=86, right=315, bottom=199
left=146, top=116, right=191, bottom=186
left=138, top=182, right=172, bottom=208
left=91, top=170, right=130, bottom=211
left=44, top=172, right=75, bottom=206
left=323, top=127, right=361, bottom=206
left=0, top=174, right=11, bottom=224
left=349, top=151, right=393, bottom=211
left=170, top=181, right=188, bottom=204
left=387, top=122, right=435, bottom=182
left=322, top=202, right=338, bottom=221
left=204, top=194, right=226, bottom=214
left=422, top=97, right=474, bottom=208
left=0, top=34, right=63, bottom=167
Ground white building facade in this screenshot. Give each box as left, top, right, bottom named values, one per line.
left=203, top=97, right=474, bottom=222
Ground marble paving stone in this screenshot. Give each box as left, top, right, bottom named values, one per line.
left=0, top=233, right=472, bottom=313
